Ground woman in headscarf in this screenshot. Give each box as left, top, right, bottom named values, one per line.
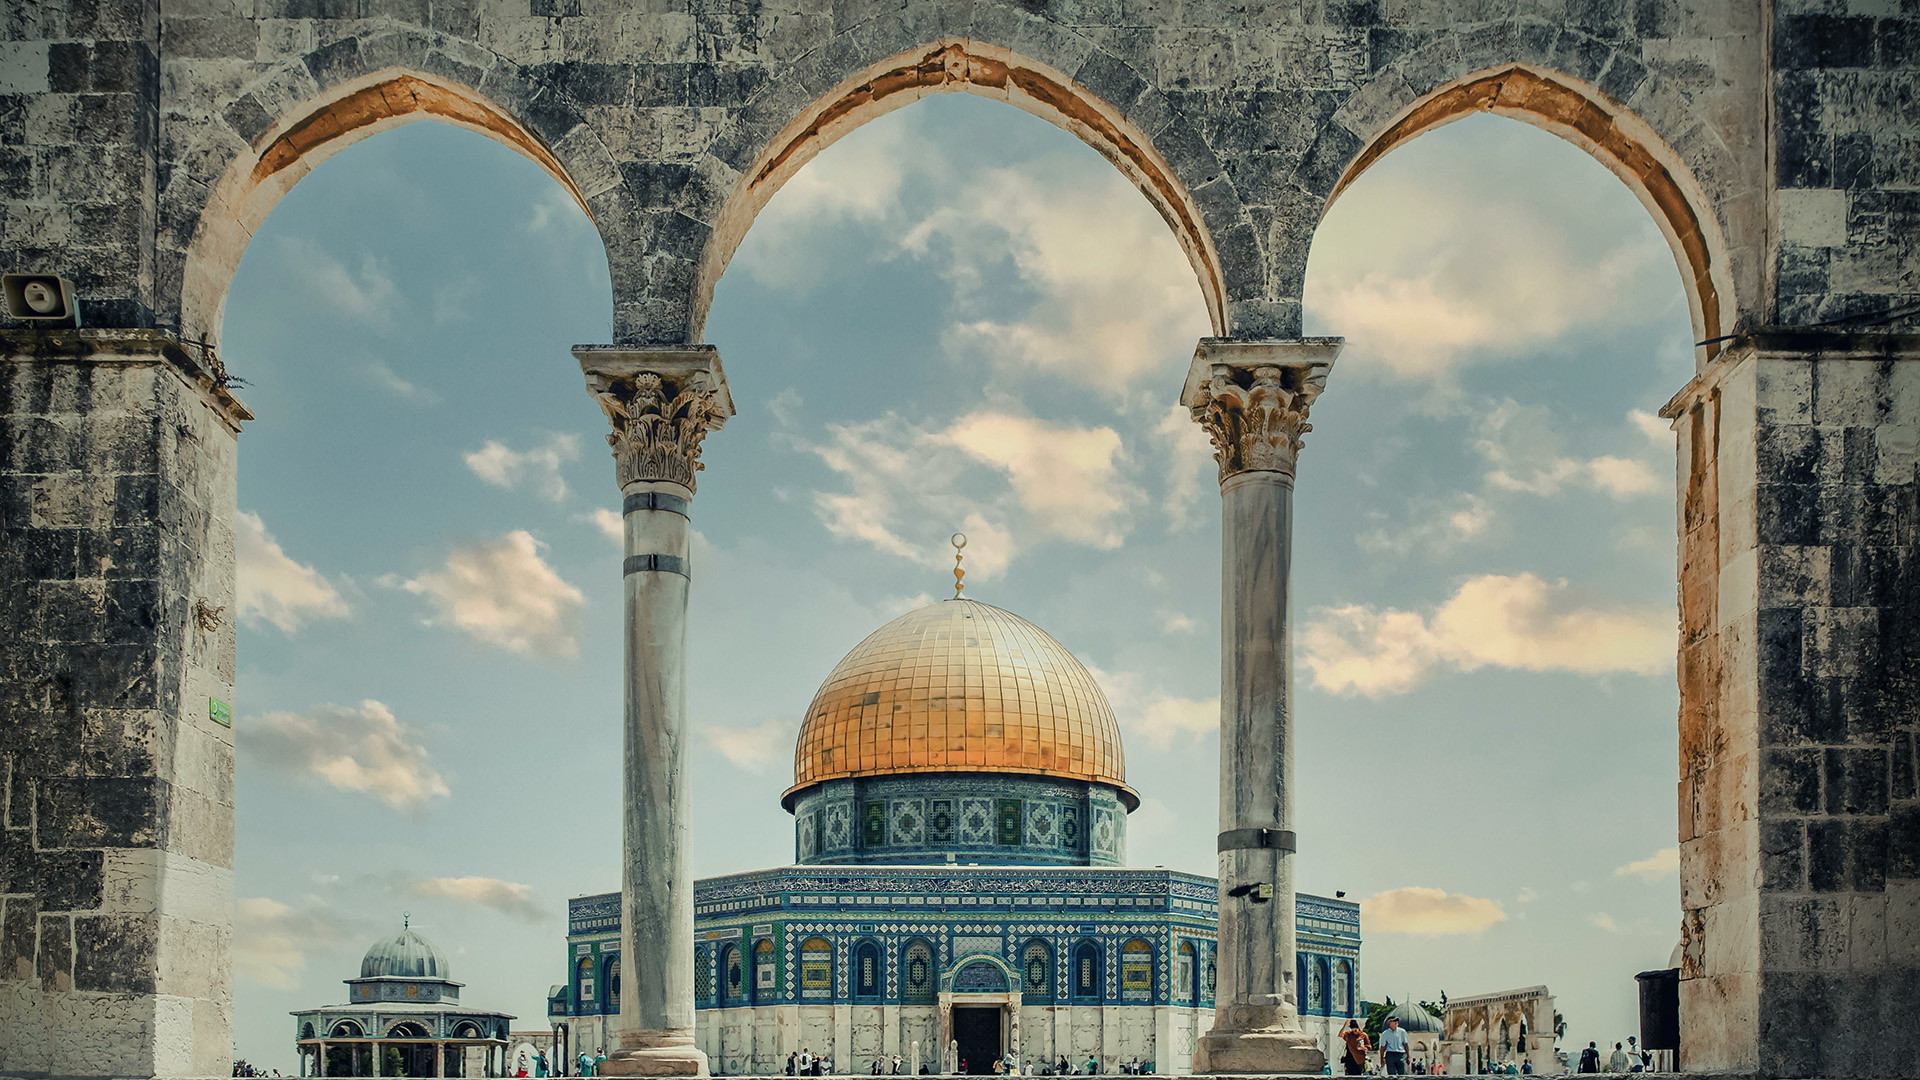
left=1341, top=1020, right=1372, bottom=1076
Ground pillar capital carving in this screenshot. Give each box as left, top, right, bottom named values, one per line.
left=1180, top=338, right=1341, bottom=484
left=575, top=345, right=735, bottom=494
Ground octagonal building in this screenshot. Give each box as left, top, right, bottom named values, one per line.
left=547, top=598, right=1362, bottom=1075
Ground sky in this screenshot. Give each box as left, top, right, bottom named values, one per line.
left=221, top=94, right=1696, bottom=1071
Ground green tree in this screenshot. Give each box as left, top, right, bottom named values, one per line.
left=1365, top=997, right=1396, bottom=1041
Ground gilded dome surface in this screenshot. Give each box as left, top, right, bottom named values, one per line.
left=786, top=599, right=1134, bottom=806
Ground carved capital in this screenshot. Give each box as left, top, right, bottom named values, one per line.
left=1180, top=338, right=1341, bottom=484
left=575, top=345, right=736, bottom=493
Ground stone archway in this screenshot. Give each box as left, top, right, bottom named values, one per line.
left=691, top=38, right=1229, bottom=343
left=1323, top=63, right=1735, bottom=361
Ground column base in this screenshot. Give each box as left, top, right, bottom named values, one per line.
left=600, top=1038, right=708, bottom=1077
left=1193, top=1004, right=1326, bottom=1076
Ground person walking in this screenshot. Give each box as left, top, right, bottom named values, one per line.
left=1340, top=1021, right=1371, bottom=1077
left=1577, top=1043, right=1599, bottom=1074
left=1085, top=1055, right=1099, bottom=1076
left=577, top=1051, right=593, bottom=1078
left=536, top=1051, right=550, bottom=1078
left=1379, top=1017, right=1409, bottom=1076
left=788, top=1052, right=799, bottom=1076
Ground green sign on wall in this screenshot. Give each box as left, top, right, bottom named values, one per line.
left=209, top=698, right=232, bottom=727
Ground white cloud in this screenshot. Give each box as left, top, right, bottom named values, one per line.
left=241, top=700, right=450, bottom=812
left=1629, top=408, right=1674, bottom=447
left=732, top=120, right=913, bottom=288
left=801, top=410, right=1132, bottom=579
left=1361, top=887, right=1508, bottom=935
left=1590, top=912, right=1621, bottom=933
left=704, top=718, right=793, bottom=774
left=463, top=434, right=580, bottom=503
left=235, top=510, right=350, bottom=634
left=1090, top=665, right=1219, bottom=749
left=581, top=507, right=624, bottom=546
left=1154, top=404, right=1217, bottom=532
left=280, top=238, right=397, bottom=325
left=364, top=360, right=439, bottom=404
left=1516, top=887, right=1539, bottom=903
left=235, top=896, right=355, bottom=989
left=908, top=166, right=1208, bottom=393
left=1301, top=572, right=1673, bottom=697
left=1356, top=493, right=1494, bottom=557
left=399, top=531, right=585, bottom=659
left=526, top=186, right=590, bottom=234
left=939, top=412, right=1130, bottom=549
left=1476, top=400, right=1666, bottom=502
left=1158, top=610, right=1200, bottom=635
left=1305, top=163, right=1668, bottom=380
left=408, top=876, right=544, bottom=922
left=1614, top=847, right=1679, bottom=881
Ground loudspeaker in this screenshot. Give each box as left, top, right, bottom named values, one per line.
left=3, top=273, right=80, bottom=325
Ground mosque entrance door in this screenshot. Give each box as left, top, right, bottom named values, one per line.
left=953, top=1007, right=1001, bottom=1074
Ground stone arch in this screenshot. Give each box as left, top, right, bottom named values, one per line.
left=173, top=42, right=631, bottom=348
left=1304, top=60, right=1736, bottom=360
left=330, top=1020, right=364, bottom=1038
left=690, top=38, right=1228, bottom=343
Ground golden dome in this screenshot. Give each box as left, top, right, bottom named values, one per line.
left=785, top=599, right=1135, bottom=808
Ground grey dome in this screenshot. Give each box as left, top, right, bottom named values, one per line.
left=360, top=927, right=448, bottom=979
left=1387, top=1001, right=1445, bottom=1034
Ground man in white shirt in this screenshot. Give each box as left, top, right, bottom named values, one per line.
left=1379, top=1018, right=1410, bottom=1075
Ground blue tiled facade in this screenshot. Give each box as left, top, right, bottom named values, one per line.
left=551, top=869, right=1360, bottom=1016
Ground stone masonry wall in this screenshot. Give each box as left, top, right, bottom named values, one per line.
left=0, top=330, right=242, bottom=1079
left=1669, top=335, right=1920, bottom=1077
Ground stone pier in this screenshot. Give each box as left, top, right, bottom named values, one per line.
left=1182, top=338, right=1339, bottom=1075
left=577, top=346, right=734, bottom=1078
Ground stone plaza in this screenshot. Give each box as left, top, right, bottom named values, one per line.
left=1, top=0, right=1917, bottom=1076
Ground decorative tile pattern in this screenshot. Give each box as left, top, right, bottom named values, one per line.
left=959, top=799, right=992, bottom=843
left=889, top=799, right=925, bottom=846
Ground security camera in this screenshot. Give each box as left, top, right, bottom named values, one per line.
left=3, top=274, right=80, bottom=325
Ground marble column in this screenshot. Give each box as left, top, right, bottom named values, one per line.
left=576, top=345, right=735, bottom=1077
left=1183, top=338, right=1340, bottom=1075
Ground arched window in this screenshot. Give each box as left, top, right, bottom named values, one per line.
left=952, top=960, right=1009, bottom=993
left=695, top=946, right=713, bottom=1004
left=719, top=945, right=744, bottom=1006
left=1177, top=942, right=1197, bottom=1006
left=753, top=939, right=776, bottom=1003
left=902, top=939, right=937, bottom=1005
left=300, top=1023, right=316, bottom=1040
left=1305, top=957, right=1326, bottom=1014
left=576, top=957, right=596, bottom=1007
left=329, top=1020, right=363, bottom=1039
left=1072, top=940, right=1102, bottom=1002
left=1021, top=940, right=1054, bottom=1004
left=1120, top=939, right=1152, bottom=1001
left=800, top=938, right=833, bottom=1000
left=853, top=940, right=883, bottom=1001
left=604, top=957, right=622, bottom=1014
left=1333, top=961, right=1353, bottom=1016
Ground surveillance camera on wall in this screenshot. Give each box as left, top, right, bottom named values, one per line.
left=3, top=273, right=81, bottom=325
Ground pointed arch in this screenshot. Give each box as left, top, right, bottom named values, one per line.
left=693, top=38, right=1226, bottom=342
left=174, top=48, right=631, bottom=348
left=1314, top=63, right=1734, bottom=360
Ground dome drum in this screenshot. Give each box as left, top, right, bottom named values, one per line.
left=791, top=773, right=1129, bottom=867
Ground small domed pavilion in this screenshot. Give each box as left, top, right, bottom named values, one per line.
left=293, top=921, right=514, bottom=1077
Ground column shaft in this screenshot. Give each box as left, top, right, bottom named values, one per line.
left=1216, top=470, right=1298, bottom=1014
left=620, top=480, right=695, bottom=1049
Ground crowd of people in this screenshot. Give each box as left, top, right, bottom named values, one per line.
left=231, top=1062, right=281, bottom=1077
left=778, top=1052, right=1150, bottom=1076
left=1575, top=1037, right=1660, bottom=1073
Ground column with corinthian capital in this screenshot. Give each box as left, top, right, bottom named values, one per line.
left=575, top=345, right=735, bottom=1077
left=1184, top=337, right=1340, bottom=1076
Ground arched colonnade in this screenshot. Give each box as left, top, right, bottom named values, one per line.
left=0, top=3, right=1912, bottom=1079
